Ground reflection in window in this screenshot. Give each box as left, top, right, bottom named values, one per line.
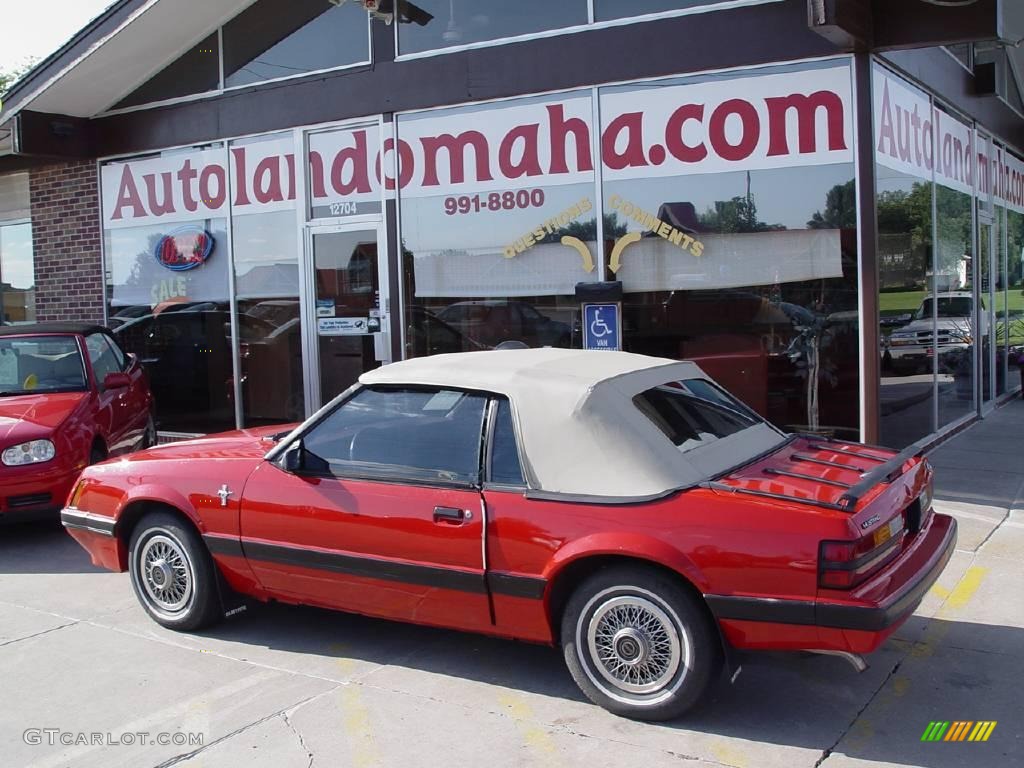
left=1007, top=206, right=1024, bottom=392
left=113, top=34, right=220, bottom=109
left=104, top=206, right=233, bottom=434
left=398, top=93, right=597, bottom=357
left=600, top=63, right=860, bottom=440
left=0, top=222, right=35, bottom=324
left=594, top=0, right=743, bottom=22
left=398, top=0, right=588, bottom=55
left=223, top=0, right=369, bottom=88
left=234, top=201, right=305, bottom=426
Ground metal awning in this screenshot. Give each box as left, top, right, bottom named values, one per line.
left=0, top=0, right=255, bottom=122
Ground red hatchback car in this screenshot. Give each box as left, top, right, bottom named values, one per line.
left=61, top=349, right=954, bottom=720
left=0, top=323, right=154, bottom=521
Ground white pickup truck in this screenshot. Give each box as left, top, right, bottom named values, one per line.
left=886, top=292, right=986, bottom=374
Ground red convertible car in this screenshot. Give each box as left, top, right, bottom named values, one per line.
left=0, top=323, right=154, bottom=521
left=61, top=349, right=955, bottom=720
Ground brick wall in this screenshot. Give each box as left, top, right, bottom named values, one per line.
left=29, top=160, right=104, bottom=324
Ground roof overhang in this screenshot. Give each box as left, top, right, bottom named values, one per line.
left=0, top=0, right=255, bottom=123
left=807, top=0, right=1005, bottom=52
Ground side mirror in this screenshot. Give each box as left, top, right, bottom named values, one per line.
left=103, top=372, right=131, bottom=390
left=282, top=441, right=305, bottom=473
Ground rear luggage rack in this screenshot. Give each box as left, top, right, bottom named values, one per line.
left=836, top=444, right=924, bottom=509
left=790, top=453, right=867, bottom=473
left=705, top=441, right=923, bottom=512
left=805, top=441, right=887, bottom=463
left=763, top=468, right=853, bottom=488
left=703, top=481, right=849, bottom=511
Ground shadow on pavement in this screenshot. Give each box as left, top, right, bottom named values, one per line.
left=183, top=599, right=1017, bottom=766
left=0, top=519, right=106, bottom=574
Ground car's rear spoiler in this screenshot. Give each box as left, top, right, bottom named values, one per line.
left=835, top=444, right=924, bottom=510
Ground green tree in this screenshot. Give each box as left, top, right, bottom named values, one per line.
left=539, top=213, right=628, bottom=244
left=0, top=58, right=38, bottom=97
left=808, top=179, right=857, bottom=230
left=698, top=195, right=784, bottom=233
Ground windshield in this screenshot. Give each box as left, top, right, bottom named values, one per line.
left=634, top=378, right=763, bottom=454
left=915, top=297, right=974, bottom=319
left=0, top=336, right=88, bottom=395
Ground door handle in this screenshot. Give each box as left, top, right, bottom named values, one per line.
left=433, top=506, right=472, bottom=524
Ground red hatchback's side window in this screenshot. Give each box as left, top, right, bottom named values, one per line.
left=85, top=334, right=124, bottom=390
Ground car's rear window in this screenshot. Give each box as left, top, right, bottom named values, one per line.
left=633, top=379, right=761, bottom=454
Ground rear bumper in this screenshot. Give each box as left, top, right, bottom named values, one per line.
left=817, top=514, right=956, bottom=632
left=707, top=513, right=957, bottom=651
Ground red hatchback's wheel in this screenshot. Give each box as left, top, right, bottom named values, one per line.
left=561, top=565, right=720, bottom=721
left=128, top=512, right=221, bottom=631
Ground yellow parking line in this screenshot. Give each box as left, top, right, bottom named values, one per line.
left=497, top=692, right=560, bottom=762
left=340, top=684, right=381, bottom=768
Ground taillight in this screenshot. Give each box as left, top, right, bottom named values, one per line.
left=819, top=514, right=905, bottom=589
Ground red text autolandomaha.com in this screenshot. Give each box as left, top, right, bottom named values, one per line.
left=106, top=90, right=849, bottom=223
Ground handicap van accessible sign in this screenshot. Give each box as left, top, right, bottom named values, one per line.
left=582, top=303, right=621, bottom=351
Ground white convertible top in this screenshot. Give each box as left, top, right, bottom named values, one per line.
left=360, top=349, right=784, bottom=500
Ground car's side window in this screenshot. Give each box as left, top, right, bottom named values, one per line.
left=105, top=334, right=127, bottom=370
left=489, top=398, right=525, bottom=487
left=301, top=387, right=487, bottom=486
left=86, top=334, right=122, bottom=389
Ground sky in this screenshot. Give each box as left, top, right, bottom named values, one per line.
left=2, top=0, right=114, bottom=74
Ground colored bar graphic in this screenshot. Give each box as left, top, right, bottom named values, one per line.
left=922, top=721, right=996, bottom=742
left=921, top=721, right=950, bottom=742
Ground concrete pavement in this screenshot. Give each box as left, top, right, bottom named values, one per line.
left=2, top=403, right=1023, bottom=768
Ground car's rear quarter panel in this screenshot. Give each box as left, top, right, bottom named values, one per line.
left=484, top=485, right=843, bottom=646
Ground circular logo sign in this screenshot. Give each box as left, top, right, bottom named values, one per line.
left=154, top=226, right=215, bottom=271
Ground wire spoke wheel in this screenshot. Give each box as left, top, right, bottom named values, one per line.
left=139, top=533, right=194, bottom=615
left=586, top=594, right=683, bottom=696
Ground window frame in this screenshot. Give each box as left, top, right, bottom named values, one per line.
left=287, top=383, right=491, bottom=489
left=0, top=218, right=35, bottom=325
left=483, top=396, right=529, bottom=491
left=98, top=7, right=374, bottom=118
left=394, top=0, right=783, bottom=61
left=85, top=332, right=125, bottom=390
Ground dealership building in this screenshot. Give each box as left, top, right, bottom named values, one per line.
left=1, top=0, right=1023, bottom=448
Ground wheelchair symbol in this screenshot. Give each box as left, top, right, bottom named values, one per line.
left=590, top=308, right=613, bottom=338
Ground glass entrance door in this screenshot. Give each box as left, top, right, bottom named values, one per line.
left=304, top=224, right=390, bottom=411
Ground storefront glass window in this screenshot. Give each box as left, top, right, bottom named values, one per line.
left=223, top=0, right=369, bottom=89
left=600, top=61, right=859, bottom=438
left=102, top=146, right=234, bottom=434
left=231, top=134, right=305, bottom=426
left=397, top=92, right=598, bottom=355
left=1008, top=200, right=1024, bottom=386
left=932, top=107, right=976, bottom=427
left=873, top=66, right=937, bottom=448
left=113, top=33, right=220, bottom=110
left=398, top=0, right=589, bottom=55
left=594, top=0, right=747, bottom=22
left=991, top=198, right=1007, bottom=397
left=0, top=222, right=36, bottom=324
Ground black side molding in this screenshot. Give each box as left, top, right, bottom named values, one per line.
left=60, top=508, right=116, bottom=536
